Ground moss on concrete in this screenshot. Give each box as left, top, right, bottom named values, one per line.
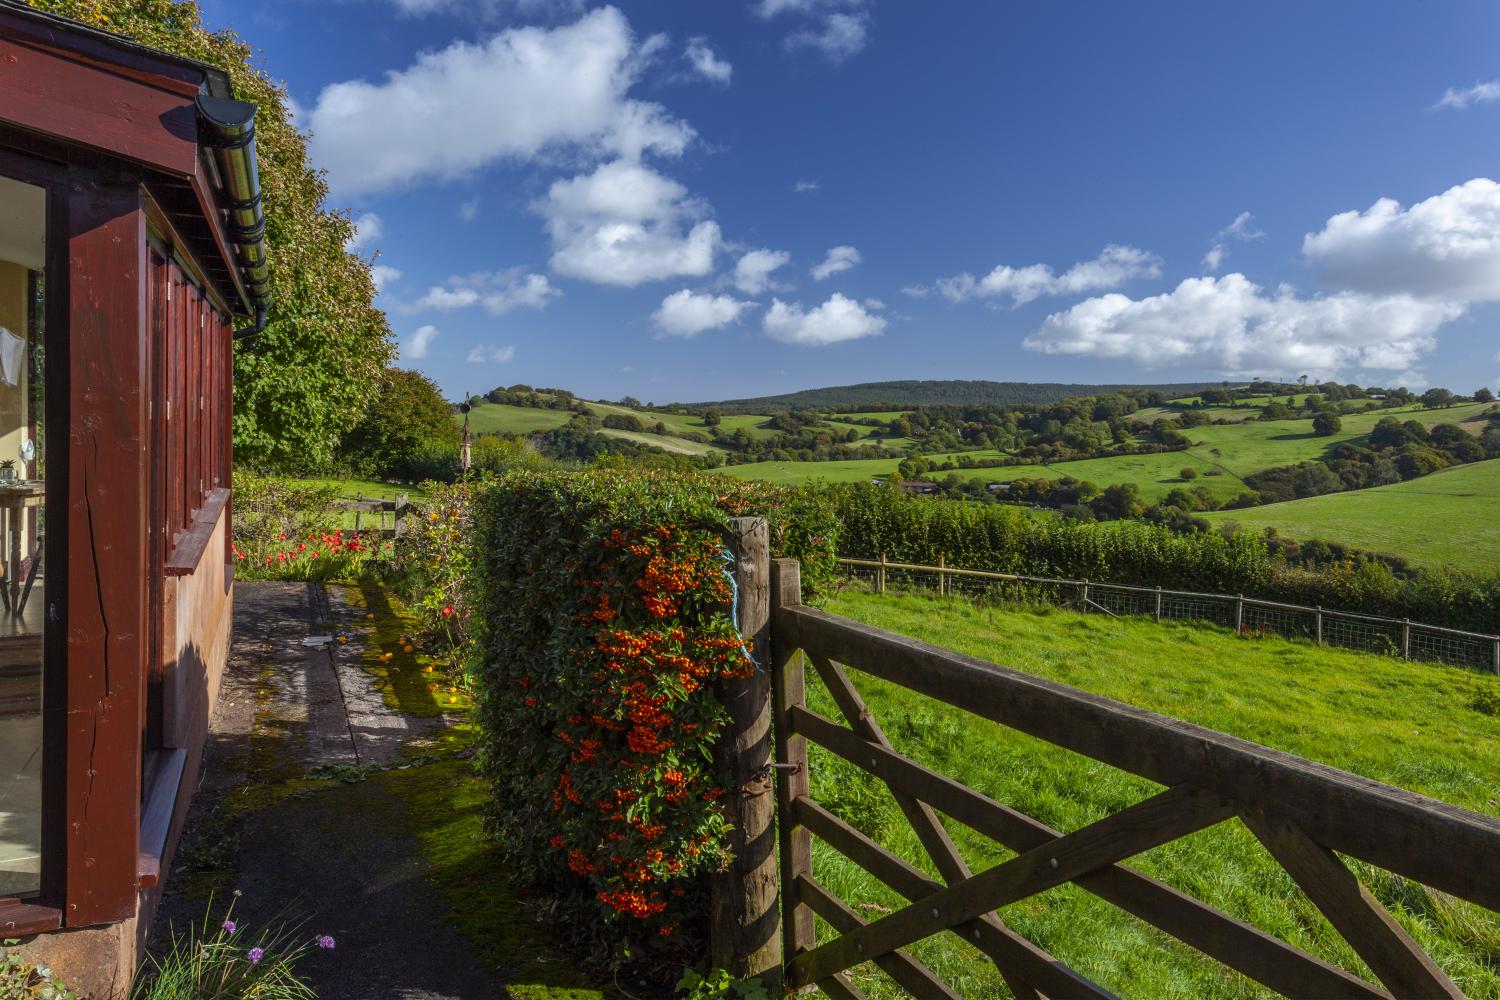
left=339, top=583, right=471, bottom=718
left=373, top=744, right=607, bottom=998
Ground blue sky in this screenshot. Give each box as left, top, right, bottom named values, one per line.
left=202, top=0, right=1500, bottom=404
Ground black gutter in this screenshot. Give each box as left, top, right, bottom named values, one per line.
left=196, top=94, right=270, bottom=338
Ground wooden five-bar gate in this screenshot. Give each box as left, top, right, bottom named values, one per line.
left=713, top=518, right=1500, bottom=999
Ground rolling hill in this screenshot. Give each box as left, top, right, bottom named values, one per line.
left=694, top=379, right=1228, bottom=411
left=1203, top=458, right=1500, bottom=571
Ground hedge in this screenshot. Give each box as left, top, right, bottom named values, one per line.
left=829, top=483, right=1500, bottom=634
left=466, top=469, right=836, bottom=959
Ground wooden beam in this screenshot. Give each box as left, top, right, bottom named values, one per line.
left=792, top=705, right=1386, bottom=999
left=789, top=784, right=1233, bottom=986
left=0, top=35, right=198, bottom=177
left=1245, top=813, right=1462, bottom=999
left=792, top=797, right=1116, bottom=1000
left=796, top=875, right=961, bottom=1000
left=64, top=175, right=148, bottom=925
left=775, top=602, right=1500, bottom=909
left=709, top=518, right=779, bottom=979
left=807, top=652, right=1041, bottom=1000
left=769, top=559, right=815, bottom=965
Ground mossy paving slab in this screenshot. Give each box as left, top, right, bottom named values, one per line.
left=148, top=582, right=608, bottom=1000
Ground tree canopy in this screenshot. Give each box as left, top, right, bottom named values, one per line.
left=340, top=369, right=459, bottom=479
left=24, top=0, right=395, bottom=471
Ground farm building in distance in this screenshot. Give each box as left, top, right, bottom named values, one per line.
left=0, top=2, right=266, bottom=991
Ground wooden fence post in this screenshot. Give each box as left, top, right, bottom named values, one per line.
left=1493, top=639, right=1499, bottom=676
left=1315, top=606, right=1324, bottom=645
left=877, top=552, right=887, bottom=594
left=1155, top=586, right=1163, bottom=622
left=1080, top=578, right=1090, bottom=613
left=937, top=553, right=946, bottom=597
left=771, top=558, right=814, bottom=974
left=710, top=518, right=780, bottom=979
left=1402, top=620, right=1412, bottom=659
left=1236, top=595, right=1245, bottom=634
left=393, top=493, right=409, bottom=537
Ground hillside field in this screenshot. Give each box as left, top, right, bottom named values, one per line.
left=1204, top=458, right=1500, bottom=571
left=813, top=588, right=1500, bottom=998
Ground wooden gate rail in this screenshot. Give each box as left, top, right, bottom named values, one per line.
left=765, top=557, right=1500, bottom=999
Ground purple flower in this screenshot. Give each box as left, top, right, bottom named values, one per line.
left=222, top=920, right=237, bottom=933
left=317, top=935, right=336, bottom=950
left=247, top=947, right=265, bottom=965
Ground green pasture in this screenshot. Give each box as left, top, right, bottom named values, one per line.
left=584, top=402, right=779, bottom=441
left=464, top=403, right=574, bottom=435
left=719, top=448, right=1252, bottom=502
left=835, top=410, right=910, bottom=422
left=597, top=428, right=719, bottom=455
left=1181, top=401, right=1491, bottom=477
left=1205, top=458, right=1500, bottom=571
left=809, top=588, right=1500, bottom=998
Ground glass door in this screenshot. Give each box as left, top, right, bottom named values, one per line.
left=0, top=173, right=46, bottom=897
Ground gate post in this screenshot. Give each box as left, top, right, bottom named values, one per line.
left=710, top=518, right=781, bottom=979
left=770, top=558, right=814, bottom=975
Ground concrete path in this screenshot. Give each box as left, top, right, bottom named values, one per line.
left=151, top=581, right=507, bottom=1000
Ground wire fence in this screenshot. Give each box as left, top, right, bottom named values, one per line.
left=838, top=555, right=1500, bottom=674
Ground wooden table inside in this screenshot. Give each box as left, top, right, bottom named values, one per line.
left=0, top=484, right=43, bottom=611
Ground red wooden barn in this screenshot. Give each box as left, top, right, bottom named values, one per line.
left=0, top=3, right=266, bottom=990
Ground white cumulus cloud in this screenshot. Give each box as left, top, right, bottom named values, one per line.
left=467, top=344, right=518, bottom=364
left=936, top=244, right=1161, bottom=306
left=733, top=249, right=791, bottom=294
left=305, top=8, right=692, bottom=194
left=810, top=245, right=861, bottom=281
left=1302, top=178, right=1500, bottom=301
left=538, top=159, right=721, bottom=286
left=394, top=0, right=585, bottom=15
left=794, top=179, right=820, bottom=193
left=1434, top=80, right=1500, bottom=110
left=684, top=37, right=732, bottom=83
left=402, top=324, right=440, bottom=360
left=371, top=265, right=402, bottom=293
left=1024, top=273, right=1463, bottom=378
left=652, top=289, right=755, bottom=337
left=346, top=212, right=383, bottom=252
left=763, top=292, right=885, bottom=346
left=415, top=269, right=560, bottom=315
left=1202, top=211, right=1263, bottom=272
left=755, top=0, right=870, bottom=62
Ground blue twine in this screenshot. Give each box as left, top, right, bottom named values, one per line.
left=718, top=547, right=762, bottom=673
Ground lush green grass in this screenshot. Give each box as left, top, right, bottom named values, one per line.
left=465, top=403, right=574, bottom=435
left=837, top=410, right=911, bottom=421
left=808, top=588, right=1500, bottom=998
left=1205, top=458, right=1500, bottom=570
left=718, top=448, right=1252, bottom=502
left=598, top=428, right=719, bottom=455
left=290, top=475, right=424, bottom=500
left=1180, top=401, right=1491, bottom=477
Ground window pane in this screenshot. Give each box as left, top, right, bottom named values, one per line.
left=0, top=174, right=45, bottom=897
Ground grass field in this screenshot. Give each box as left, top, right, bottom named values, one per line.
left=1204, top=458, right=1500, bottom=570
left=597, top=428, right=719, bottom=455
left=1180, top=401, right=1492, bottom=477
left=810, top=588, right=1500, bottom=998
left=465, top=403, right=574, bottom=435
left=717, top=448, right=1254, bottom=502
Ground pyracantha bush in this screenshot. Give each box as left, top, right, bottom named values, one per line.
left=468, top=469, right=836, bottom=958
left=389, top=478, right=482, bottom=682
